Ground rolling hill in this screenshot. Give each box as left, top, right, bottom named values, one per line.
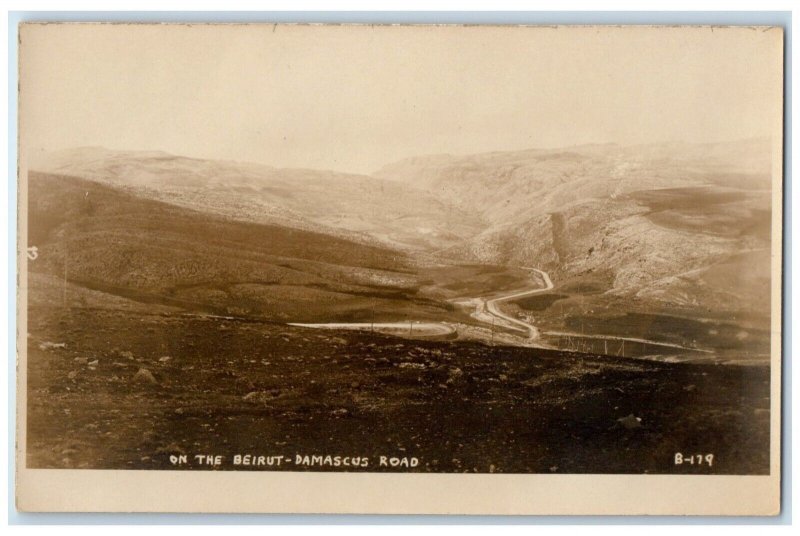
left=26, top=139, right=776, bottom=357
left=26, top=172, right=452, bottom=322
left=31, top=147, right=484, bottom=253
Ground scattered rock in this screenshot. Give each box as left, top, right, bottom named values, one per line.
left=617, top=414, right=642, bottom=429
left=331, top=337, right=348, bottom=345
left=243, top=391, right=275, bottom=404
left=120, top=351, right=134, bottom=360
left=235, top=377, right=257, bottom=392
left=155, top=442, right=185, bottom=455
left=683, top=384, right=697, bottom=392
left=88, top=359, right=99, bottom=366
left=158, top=356, right=172, bottom=363
left=67, top=371, right=78, bottom=380
left=132, top=368, right=157, bottom=385
left=446, top=367, right=465, bottom=385
left=331, top=408, right=349, bottom=417
left=74, top=357, right=89, bottom=365
left=398, top=362, right=425, bottom=369
left=39, top=341, right=66, bottom=351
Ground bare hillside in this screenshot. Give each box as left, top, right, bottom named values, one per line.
left=376, top=140, right=773, bottom=315
left=32, top=147, right=484, bottom=253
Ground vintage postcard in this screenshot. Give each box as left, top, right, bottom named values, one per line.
left=16, top=23, right=784, bottom=514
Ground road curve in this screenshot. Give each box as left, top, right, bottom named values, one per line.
left=482, top=268, right=554, bottom=339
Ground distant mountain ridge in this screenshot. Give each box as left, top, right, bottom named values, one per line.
left=374, top=138, right=771, bottom=222
left=30, top=139, right=774, bottom=318
left=32, top=147, right=484, bottom=254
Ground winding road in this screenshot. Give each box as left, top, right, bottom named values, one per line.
left=291, top=267, right=552, bottom=341
left=288, top=266, right=707, bottom=356
left=482, top=268, right=553, bottom=339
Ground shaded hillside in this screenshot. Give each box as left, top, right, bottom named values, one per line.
left=376, top=140, right=774, bottom=316
left=27, top=172, right=450, bottom=322
left=31, top=148, right=484, bottom=252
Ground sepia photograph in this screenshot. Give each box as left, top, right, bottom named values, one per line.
left=15, top=22, right=784, bottom=514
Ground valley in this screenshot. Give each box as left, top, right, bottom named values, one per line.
left=26, top=139, right=775, bottom=363
left=23, top=141, right=775, bottom=473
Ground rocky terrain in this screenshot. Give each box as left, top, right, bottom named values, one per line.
left=26, top=306, right=770, bottom=474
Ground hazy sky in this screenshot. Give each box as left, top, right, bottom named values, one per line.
left=20, top=24, right=783, bottom=174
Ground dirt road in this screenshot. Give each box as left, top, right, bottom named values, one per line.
left=483, top=268, right=553, bottom=339
left=288, top=322, right=456, bottom=337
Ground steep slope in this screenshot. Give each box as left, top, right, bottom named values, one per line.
left=31, top=148, right=483, bottom=252
left=26, top=172, right=451, bottom=322
left=376, top=140, right=774, bottom=316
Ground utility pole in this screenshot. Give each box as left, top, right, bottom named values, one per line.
left=63, top=238, right=68, bottom=307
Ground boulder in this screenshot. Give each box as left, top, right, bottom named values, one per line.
left=132, top=368, right=157, bottom=385
left=617, top=414, right=642, bottom=429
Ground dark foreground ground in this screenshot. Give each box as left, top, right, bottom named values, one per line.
left=26, top=307, right=771, bottom=474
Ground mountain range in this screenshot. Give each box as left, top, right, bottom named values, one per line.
left=27, top=138, right=774, bottom=343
